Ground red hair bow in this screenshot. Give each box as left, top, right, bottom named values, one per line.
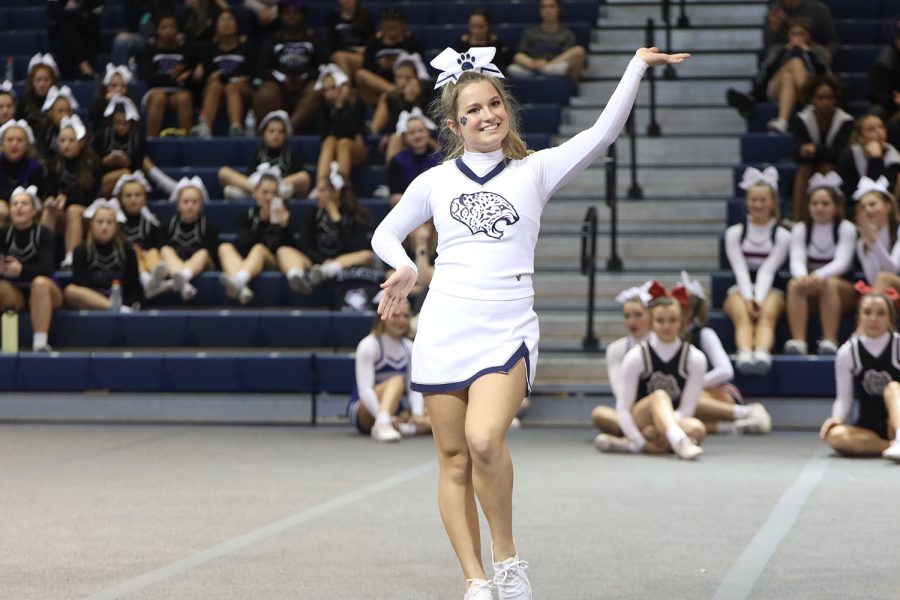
left=647, top=280, right=690, bottom=311
left=854, top=280, right=900, bottom=303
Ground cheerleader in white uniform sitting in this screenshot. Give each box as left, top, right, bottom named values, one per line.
left=349, top=298, right=431, bottom=442
left=591, top=281, right=652, bottom=436
left=785, top=172, right=857, bottom=355
left=372, top=45, right=689, bottom=600
left=821, top=286, right=900, bottom=462
left=593, top=286, right=707, bottom=459
left=677, top=271, right=771, bottom=434
left=854, top=176, right=900, bottom=296
left=724, top=166, right=791, bottom=374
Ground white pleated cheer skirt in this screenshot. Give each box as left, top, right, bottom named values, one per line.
left=410, top=288, right=539, bottom=394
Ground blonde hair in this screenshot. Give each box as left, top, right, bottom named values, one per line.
left=856, top=292, right=897, bottom=333
left=431, top=72, right=529, bottom=160
left=746, top=183, right=781, bottom=221
left=86, top=206, right=125, bottom=252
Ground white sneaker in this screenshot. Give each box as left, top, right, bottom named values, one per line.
left=180, top=282, right=197, bottom=302
left=735, top=349, right=754, bottom=374
left=307, top=264, right=326, bottom=286
left=492, top=553, right=531, bottom=600
left=593, top=433, right=633, bottom=454
left=766, top=117, right=788, bottom=133
left=371, top=420, right=401, bottom=443
left=673, top=436, right=703, bottom=460
left=288, top=271, right=313, bottom=294
left=817, top=339, right=838, bottom=355
left=220, top=272, right=241, bottom=299
left=464, top=579, right=494, bottom=600
left=223, top=184, right=246, bottom=200
left=783, top=339, right=807, bottom=355
left=372, top=184, right=389, bottom=199
left=237, top=286, right=254, bottom=305
left=753, top=349, right=772, bottom=374
left=734, top=403, right=772, bottom=435
left=145, top=277, right=175, bottom=299
left=541, top=61, right=568, bottom=76
left=195, top=118, right=212, bottom=139
left=883, top=442, right=900, bottom=463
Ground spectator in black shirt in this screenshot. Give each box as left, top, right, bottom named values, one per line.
left=180, top=0, right=229, bottom=46
left=459, top=8, right=514, bottom=72
left=47, top=0, right=102, bottom=80
left=94, top=95, right=146, bottom=198
left=764, top=0, right=836, bottom=57
left=111, top=0, right=176, bottom=66
left=16, top=54, right=58, bottom=134
left=140, top=13, right=197, bottom=138
left=0, top=120, right=46, bottom=226
left=315, top=65, right=368, bottom=188
left=355, top=7, right=423, bottom=105
left=328, top=0, right=375, bottom=82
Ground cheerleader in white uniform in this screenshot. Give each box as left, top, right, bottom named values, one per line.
left=593, top=291, right=707, bottom=459
left=591, top=282, right=652, bottom=436
left=372, top=46, right=689, bottom=600
left=855, top=176, right=900, bottom=296
left=821, top=288, right=900, bottom=462
left=724, top=166, right=791, bottom=374
left=785, top=172, right=857, bottom=355
left=349, top=299, right=431, bottom=442
left=677, top=272, right=771, bottom=434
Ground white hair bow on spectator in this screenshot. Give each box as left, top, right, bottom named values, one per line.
left=676, top=270, right=705, bottom=300
left=27, top=52, right=59, bottom=77
left=42, top=85, right=80, bottom=112
left=394, top=52, right=431, bottom=81
left=614, top=280, right=654, bottom=305
left=738, top=166, right=779, bottom=191
left=11, top=185, right=41, bottom=211
left=248, top=162, right=283, bottom=187
left=313, top=63, right=349, bottom=91
left=807, top=171, right=843, bottom=195
left=396, top=107, right=436, bottom=134
left=103, top=94, right=140, bottom=122
left=853, top=175, right=892, bottom=201
left=257, top=109, right=293, bottom=136
left=103, top=63, right=133, bottom=87
left=0, top=80, right=15, bottom=99
left=329, top=161, right=345, bottom=191
left=169, top=176, right=210, bottom=204
left=59, top=114, right=86, bottom=141
left=0, top=118, right=35, bottom=144
left=113, top=171, right=151, bottom=196
left=84, top=198, right=127, bottom=223
left=430, top=47, right=505, bottom=89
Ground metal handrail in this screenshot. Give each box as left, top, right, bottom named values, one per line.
left=580, top=206, right=599, bottom=351
left=645, top=19, right=662, bottom=136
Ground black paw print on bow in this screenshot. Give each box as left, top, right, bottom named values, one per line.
left=456, top=52, right=475, bottom=72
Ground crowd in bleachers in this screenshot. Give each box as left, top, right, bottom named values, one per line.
left=0, top=0, right=593, bottom=353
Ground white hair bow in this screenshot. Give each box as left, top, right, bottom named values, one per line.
left=27, top=52, right=59, bottom=77
left=103, top=94, right=140, bottom=122
left=10, top=185, right=41, bottom=211
left=614, top=280, right=654, bottom=305
left=0, top=80, right=15, bottom=99
left=807, top=171, right=844, bottom=195
left=42, top=85, right=80, bottom=112
left=113, top=171, right=151, bottom=196
left=430, top=47, right=505, bottom=89
left=396, top=107, right=436, bottom=134
left=313, top=63, right=349, bottom=91
left=0, top=119, right=35, bottom=144
left=394, top=52, right=430, bottom=81
left=738, top=166, right=779, bottom=191
left=102, top=63, right=133, bottom=87
left=676, top=270, right=705, bottom=300
left=59, top=114, right=86, bottom=141
left=248, top=162, right=283, bottom=187
left=169, top=176, right=209, bottom=204
left=84, top=197, right=127, bottom=223
left=257, top=109, right=293, bottom=136
left=853, top=175, right=892, bottom=201
left=329, top=161, right=345, bottom=191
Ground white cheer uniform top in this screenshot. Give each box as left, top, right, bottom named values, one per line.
left=856, top=224, right=900, bottom=284
left=789, top=219, right=856, bottom=278
left=724, top=218, right=790, bottom=303
left=372, top=58, right=649, bottom=300
left=605, top=333, right=649, bottom=402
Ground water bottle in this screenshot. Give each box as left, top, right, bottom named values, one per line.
left=1, top=310, right=18, bottom=353
left=5, top=56, right=13, bottom=83
left=243, top=110, right=256, bottom=136
left=109, top=279, right=122, bottom=312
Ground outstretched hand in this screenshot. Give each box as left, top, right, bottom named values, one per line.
left=377, top=266, right=417, bottom=320
left=636, top=47, right=691, bottom=67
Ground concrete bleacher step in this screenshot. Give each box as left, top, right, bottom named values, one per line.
left=576, top=78, right=749, bottom=104
left=557, top=165, right=732, bottom=197
left=535, top=352, right=608, bottom=386
left=534, top=271, right=711, bottom=303
left=590, top=26, right=761, bottom=51
left=561, top=105, right=746, bottom=136
left=535, top=232, right=719, bottom=265
left=598, top=1, right=767, bottom=26
left=553, top=134, right=739, bottom=165
left=542, top=199, right=725, bottom=227
left=584, top=52, right=757, bottom=78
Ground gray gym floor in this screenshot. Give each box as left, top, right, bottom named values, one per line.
left=2, top=424, right=898, bottom=600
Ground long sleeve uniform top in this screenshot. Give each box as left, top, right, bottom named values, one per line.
left=605, top=333, right=649, bottom=403
left=354, top=333, right=424, bottom=417
left=71, top=241, right=143, bottom=305
left=856, top=225, right=900, bottom=284
left=0, top=224, right=55, bottom=281
left=789, top=219, right=856, bottom=279
left=690, top=326, right=735, bottom=388
left=235, top=206, right=294, bottom=255
left=372, top=57, right=649, bottom=301
left=832, top=332, right=899, bottom=423
left=839, top=142, right=900, bottom=201
left=616, top=336, right=706, bottom=452
left=724, top=219, right=791, bottom=303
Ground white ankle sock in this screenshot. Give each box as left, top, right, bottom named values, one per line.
left=234, top=270, right=250, bottom=288
left=716, top=422, right=736, bottom=433
left=665, top=425, right=687, bottom=447
left=178, top=268, right=193, bottom=286
left=139, top=272, right=151, bottom=287
left=375, top=410, right=391, bottom=425
left=33, top=332, right=48, bottom=348
left=733, top=405, right=751, bottom=419
left=322, top=262, right=342, bottom=277
left=288, top=268, right=304, bottom=279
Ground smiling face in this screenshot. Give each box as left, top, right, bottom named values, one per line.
left=404, top=118, right=431, bottom=153
left=119, top=181, right=147, bottom=216
left=808, top=188, right=837, bottom=224
left=90, top=208, right=118, bottom=244
left=858, top=295, right=893, bottom=337
left=622, top=299, right=650, bottom=339
left=746, top=184, right=777, bottom=223
left=651, top=302, right=682, bottom=343
left=177, top=187, right=204, bottom=223
left=860, top=192, right=890, bottom=228
left=9, top=192, right=36, bottom=228
left=2, top=126, right=29, bottom=161
left=58, top=126, right=82, bottom=160
left=449, top=80, right=509, bottom=154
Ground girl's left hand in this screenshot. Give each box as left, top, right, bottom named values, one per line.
left=4, top=256, right=22, bottom=278
left=636, top=47, right=691, bottom=67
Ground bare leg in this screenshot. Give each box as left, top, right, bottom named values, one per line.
left=591, top=405, right=622, bottom=435
left=354, top=375, right=407, bottom=432
left=218, top=242, right=244, bottom=275
left=355, top=68, right=395, bottom=105
left=724, top=292, right=754, bottom=351
left=218, top=166, right=253, bottom=194
left=330, top=250, right=373, bottom=269
left=63, top=284, right=111, bottom=309
left=170, top=90, right=194, bottom=131
left=826, top=424, right=890, bottom=456
left=0, top=280, right=25, bottom=310
left=755, top=292, right=785, bottom=352
left=145, top=90, right=167, bottom=138
left=883, top=382, right=900, bottom=438
left=317, top=136, right=337, bottom=181
left=253, top=82, right=283, bottom=123
left=160, top=246, right=187, bottom=274
left=202, top=75, right=224, bottom=127
left=791, top=162, right=815, bottom=220
left=65, top=205, right=86, bottom=253
left=282, top=171, right=312, bottom=198
left=331, top=50, right=363, bottom=81
left=549, top=45, right=587, bottom=83
left=873, top=271, right=900, bottom=294
left=786, top=278, right=811, bottom=342
left=820, top=277, right=856, bottom=343
left=276, top=246, right=312, bottom=273
left=29, top=276, right=63, bottom=335
left=224, top=80, right=251, bottom=127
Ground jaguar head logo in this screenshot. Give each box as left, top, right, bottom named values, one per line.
left=862, top=369, right=892, bottom=397
left=646, top=372, right=682, bottom=402
left=449, top=191, right=519, bottom=239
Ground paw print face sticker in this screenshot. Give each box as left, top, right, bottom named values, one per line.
left=456, top=52, right=475, bottom=71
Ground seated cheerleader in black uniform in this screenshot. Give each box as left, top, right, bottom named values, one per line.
left=94, top=95, right=146, bottom=198
left=0, top=119, right=46, bottom=226
left=821, top=286, right=900, bottom=463
left=114, top=172, right=172, bottom=299
left=0, top=186, right=62, bottom=351
left=63, top=199, right=142, bottom=311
